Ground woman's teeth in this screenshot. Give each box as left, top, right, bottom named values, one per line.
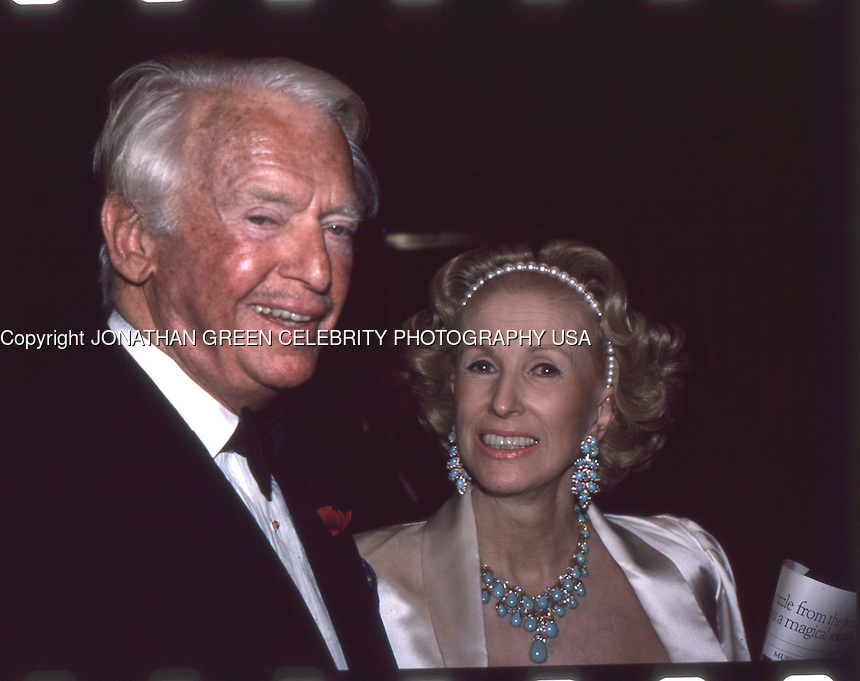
left=481, top=434, right=538, bottom=449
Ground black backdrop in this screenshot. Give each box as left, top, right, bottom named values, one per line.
left=1, top=0, right=856, bottom=662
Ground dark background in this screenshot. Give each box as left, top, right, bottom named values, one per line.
left=1, top=0, right=856, bottom=663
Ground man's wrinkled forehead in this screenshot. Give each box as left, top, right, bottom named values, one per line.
left=170, top=87, right=361, bottom=223
left=180, top=87, right=344, bottom=170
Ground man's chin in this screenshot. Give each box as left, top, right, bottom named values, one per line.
left=217, top=349, right=321, bottom=412
left=255, top=354, right=320, bottom=391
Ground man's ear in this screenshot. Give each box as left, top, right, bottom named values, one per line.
left=593, top=386, right=615, bottom=441
left=101, top=194, right=158, bottom=285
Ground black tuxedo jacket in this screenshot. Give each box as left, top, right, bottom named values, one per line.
left=1, top=343, right=395, bottom=680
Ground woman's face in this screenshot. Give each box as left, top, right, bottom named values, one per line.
left=452, top=286, right=613, bottom=499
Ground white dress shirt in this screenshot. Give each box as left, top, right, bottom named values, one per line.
left=108, top=312, right=347, bottom=670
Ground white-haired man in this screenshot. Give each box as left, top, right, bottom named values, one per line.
left=3, top=57, right=395, bottom=680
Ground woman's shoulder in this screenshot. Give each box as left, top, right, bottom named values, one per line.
left=355, top=521, right=431, bottom=620
left=594, top=508, right=750, bottom=661
left=599, top=511, right=734, bottom=574
left=355, top=520, right=428, bottom=559
left=356, top=493, right=470, bottom=558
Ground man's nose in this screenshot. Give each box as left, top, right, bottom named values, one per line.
left=276, top=217, right=332, bottom=293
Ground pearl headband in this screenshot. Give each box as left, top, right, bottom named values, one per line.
left=459, top=261, right=616, bottom=388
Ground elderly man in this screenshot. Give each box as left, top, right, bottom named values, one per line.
left=2, top=57, right=394, bottom=680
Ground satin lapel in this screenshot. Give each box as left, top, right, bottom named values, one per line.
left=588, top=506, right=728, bottom=661
left=421, top=490, right=488, bottom=667
left=272, top=464, right=397, bottom=675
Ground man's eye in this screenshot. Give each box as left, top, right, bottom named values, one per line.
left=327, top=223, right=356, bottom=238
left=247, top=215, right=272, bottom=226
left=531, top=363, right=559, bottom=377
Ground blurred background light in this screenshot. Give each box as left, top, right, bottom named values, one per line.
left=391, top=0, right=443, bottom=7
left=137, top=0, right=188, bottom=13
left=264, top=0, right=315, bottom=7
left=384, top=233, right=477, bottom=251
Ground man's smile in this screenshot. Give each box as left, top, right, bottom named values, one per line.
left=251, top=303, right=318, bottom=326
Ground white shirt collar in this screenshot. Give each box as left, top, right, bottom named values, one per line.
left=108, top=311, right=238, bottom=457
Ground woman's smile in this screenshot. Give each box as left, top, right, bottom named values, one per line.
left=477, top=430, right=539, bottom=459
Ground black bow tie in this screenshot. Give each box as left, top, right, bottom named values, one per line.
left=224, top=404, right=287, bottom=501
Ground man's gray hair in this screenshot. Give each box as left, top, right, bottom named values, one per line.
left=94, top=55, right=377, bottom=307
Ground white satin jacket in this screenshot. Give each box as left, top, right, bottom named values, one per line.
left=356, top=490, right=749, bottom=667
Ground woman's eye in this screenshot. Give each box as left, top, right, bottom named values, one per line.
left=467, top=360, right=494, bottom=374
left=531, top=363, right=560, bottom=377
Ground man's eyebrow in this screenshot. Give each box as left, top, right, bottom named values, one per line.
left=326, top=203, right=363, bottom=221
left=246, top=190, right=363, bottom=220
left=247, top=189, right=293, bottom=204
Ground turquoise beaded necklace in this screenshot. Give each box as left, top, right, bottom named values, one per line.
left=480, top=507, right=590, bottom=664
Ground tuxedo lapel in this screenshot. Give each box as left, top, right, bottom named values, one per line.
left=273, top=457, right=397, bottom=675
left=114, top=345, right=395, bottom=675
left=106, top=347, right=342, bottom=675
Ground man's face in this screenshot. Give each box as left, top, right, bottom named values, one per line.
left=142, top=89, right=360, bottom=412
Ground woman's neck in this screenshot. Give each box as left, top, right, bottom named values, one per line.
left=471, top=484, right=585, bottom=594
